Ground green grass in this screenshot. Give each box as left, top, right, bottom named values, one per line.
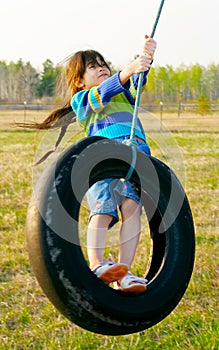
left=0, top=113, right=218, bottom=349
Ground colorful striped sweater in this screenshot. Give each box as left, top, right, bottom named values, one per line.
left=71, top=71, right=149, bottom=141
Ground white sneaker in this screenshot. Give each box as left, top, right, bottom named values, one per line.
left=92, top=261, right=128, bottom=284
left=116, top=272, right=147, bottom=292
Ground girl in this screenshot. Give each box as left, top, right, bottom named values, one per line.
left=30, top=36, right=157, bottom=292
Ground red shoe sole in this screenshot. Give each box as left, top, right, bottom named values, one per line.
left=121, top=284, right=147, bottom=293
left=99, top=264, right=128, bottom=284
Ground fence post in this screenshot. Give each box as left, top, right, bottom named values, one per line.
left=23, top=101, right=27, bottom=122
left=160, top=101, right=163, bottom=130
left=178, top=101, right=182, bottom=117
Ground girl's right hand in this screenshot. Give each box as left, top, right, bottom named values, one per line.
left=119, top=51, right=152, bottom=85
left=130, top=54, right=152, bottom=74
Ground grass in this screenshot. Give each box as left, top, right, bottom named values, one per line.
left=0, top=111, right=218, bottom=349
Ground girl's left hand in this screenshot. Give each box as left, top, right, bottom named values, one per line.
left=143, top=35, right=157, bottom=60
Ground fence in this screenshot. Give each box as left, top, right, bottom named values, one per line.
left=1, top=102, right=218, bottom=114
left=0, top=102, right=54, bottom=111
left=1, top=103, right=218, bottom=133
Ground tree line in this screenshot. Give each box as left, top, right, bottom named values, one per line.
left=143, top=63, right=219, bottom=104
left=0, top=59, right=62, bottom=102
left=0, top=58, right=218, bottom=104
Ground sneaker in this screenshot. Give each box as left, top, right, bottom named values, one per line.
left=117, top=272, right=147, bottom=292
left=92, top=261, right=128, bottom=284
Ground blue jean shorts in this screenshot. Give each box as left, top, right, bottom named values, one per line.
left=87, top=136, right=151, bottom=228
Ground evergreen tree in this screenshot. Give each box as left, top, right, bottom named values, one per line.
left=38, top=59, right=60, bottom=97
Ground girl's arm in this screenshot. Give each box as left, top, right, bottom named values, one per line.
left=71, top=72, right=129, bottom=121
left=119, top=54, right=151, bottom=86
left=120, top=36, right=157, bottom=85
left=72, top=37, right=157, bottom=121
left=72, top=68, right=149, bottom=122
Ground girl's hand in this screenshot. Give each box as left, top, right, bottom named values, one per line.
left=119, top=36, right=157, bottom=85
left=119, top=55, right=152, bottom=85
left=131, top=54, right=152, bottom=74
left=143, top=35, right=157, bottom=60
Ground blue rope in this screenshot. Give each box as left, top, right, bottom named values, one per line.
left=123, top=0, right=166, bottom=181
left=129, top=73, right=144, bottom=144
left=130, top=0, right=165, bottom=143
left=122, top=139, right=138, bottom=181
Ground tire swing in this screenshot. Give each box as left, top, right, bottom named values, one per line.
left=26, top=136, right=195, bottom=336
left=26, top=1, right=195, bottom=335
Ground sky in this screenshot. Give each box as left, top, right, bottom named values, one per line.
left=1, top=0, right=218, bottom=71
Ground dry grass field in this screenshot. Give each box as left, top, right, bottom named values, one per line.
left=0, top=110, right=218, bottom=349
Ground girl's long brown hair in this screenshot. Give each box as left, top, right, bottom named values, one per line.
left=21, top=50, right=111, bottom=131
left=21, top=50, right=111, bottom=164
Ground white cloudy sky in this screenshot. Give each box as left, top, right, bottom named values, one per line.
left=1, top=0, right=218, bottom=70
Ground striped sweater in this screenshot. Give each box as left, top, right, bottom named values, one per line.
left=71, top=71, right=149, bottom=141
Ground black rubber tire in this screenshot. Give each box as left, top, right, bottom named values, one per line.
left=26, top=136, right=195, bottom=336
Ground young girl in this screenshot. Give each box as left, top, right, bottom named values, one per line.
left=30, top=36, right=157, bottom=292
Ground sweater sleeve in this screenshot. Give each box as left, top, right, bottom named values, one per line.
left=128, top=68, right=150, bottom=100
left=71, top=72, right=131, bottom=122
left=71, top=68, right=151, bottom=122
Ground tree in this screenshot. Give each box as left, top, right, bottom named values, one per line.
left=0, top=59, right=39, bottom=101
left=205, top=64, right=219, bottom=101
left=190, top=63, right=203, bottom=99
left=20, top=61, right=40, bottom=101
left=38, top=59, right=61, bottom=98
left=0, top=61, right=8, bottom=101
left=197, top=93, right=211, bottom=115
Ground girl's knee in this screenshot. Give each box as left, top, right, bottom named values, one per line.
left=121, top=198, right=140, bottom=219
left=89, top=214, right=113, bottom=228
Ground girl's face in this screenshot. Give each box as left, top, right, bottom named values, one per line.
left=81, top=57, right=111, bottom=89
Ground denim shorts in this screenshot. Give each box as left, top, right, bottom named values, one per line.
left=87, top=136, right=151, bottom=228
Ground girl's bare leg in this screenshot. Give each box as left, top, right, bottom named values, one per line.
left=119, top=198, right=141, bottom=268
left=87, top=214, right=113, bottom=270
